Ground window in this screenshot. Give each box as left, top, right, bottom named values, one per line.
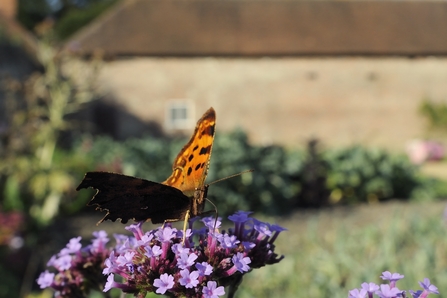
left=166, top=101, right=194, bottom=130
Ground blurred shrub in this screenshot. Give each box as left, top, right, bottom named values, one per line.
left=17, top=0, right=118, bottom=40
left=419, top=99, right=447, bottom=133
left=324, top=146, right=429, bottom=204
left=78, top=131, right=324, bottom=216
left=76, top=132, right=444, bottom=217
left=0, top=31, right=103, bottom=296
left=0, top=34, right=100, bottom=228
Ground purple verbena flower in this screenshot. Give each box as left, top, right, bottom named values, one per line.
left=177, top=252, right=198, bottom=269
left=233, top=252, right=251, bottom=272
left=179, top=269, right=200, bottom=288
left=219, top=234, right=240, bottom=249
left=361, top=282, right=380, bottom=294
left=136, top=233, right=153, bottom=246
left=381, top=271, right=405, bottom=288
left=172, top=243, right=190, bottom=255
left=102, top=251, right=116, bottom=275
left=154, top=273, right=174, bottom=294
left=116, top=251, right=135, bottom=266
left=381, top=271, right=405, bottom=282
left=36, top=270, right=54, bottom=289
left=125, top=222, right=144, bottom=240
left=104, top=274, right=117, bottom=292
left=144, top=245, right=162, bottom=258
left=196, top=261, right=213, bottom=277
left=202, top=281, right=225, bottom=298
left=411, top=278, right=440, bottom=298
left=53, top=254, right=72, bottom=271
left=202, top=216, right=222, bottom=230
left=224, top=252, right=251, bottom=276
left=59, top=236, right=82, bottom=256
left=156, top=226, right=177, bottom=242
left=228, top=211, right=253, bottom=223
left=253, top=219, right=273, bottom=238
left=228, top=211, right=252, bottom=238
left=91, top=230, right=109, bottom=253
left=376, top=284, right=402, bottom=298
left=93, top=230, right=108, bottom=240
left=349, top=288, right=367, bottom=298
left=419, top=278, right=439, bottom=295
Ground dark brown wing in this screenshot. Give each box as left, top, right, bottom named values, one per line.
left=76, top=172, right=190, bottom=224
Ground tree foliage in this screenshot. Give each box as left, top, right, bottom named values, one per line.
left=17, top=0, right=118, bottom=40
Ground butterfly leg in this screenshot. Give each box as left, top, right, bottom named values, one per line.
left=182, top=210, right=190, bottom=245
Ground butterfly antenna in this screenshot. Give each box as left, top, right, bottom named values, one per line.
left=205, top=197, right=219, bottom=231
left=207, top=169, right=254, bottom=186
left=206, top=169, right=253, bottom=230
left=205, top=170, right=254, bottom=230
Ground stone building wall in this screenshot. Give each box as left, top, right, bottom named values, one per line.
left=98, top=56, right=447, bottom=151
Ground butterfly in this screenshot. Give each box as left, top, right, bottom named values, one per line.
left=76, top=107, right=216, bottom=225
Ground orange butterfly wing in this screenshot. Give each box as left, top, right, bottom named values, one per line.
left=163, top=107, right=216, bottom=197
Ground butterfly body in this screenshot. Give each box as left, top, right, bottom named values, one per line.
left=76, top=107, right=216, bottom=225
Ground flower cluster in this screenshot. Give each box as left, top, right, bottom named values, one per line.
left=349, top=271, right=439, bottom=298
left=37, top=211, right=285, bottom=298
left=103, top=211, right=285, bottom=297
left=37, top=231, right=111, bottom=297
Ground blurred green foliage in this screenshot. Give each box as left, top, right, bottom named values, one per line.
left=17, top=0, right=52, bottom=31
left=419, top=99, right=447, bottom=134
left=0, top=32, right=101, bottom=296
left=18, top=0, right=118, bottom=40
left=54, top=0, right=119, bottom=40
left=0, top=36, right=100, bottom=227
left=75, top=132, right=446, bottom=219
left=324, top=146, right=431, bottom=204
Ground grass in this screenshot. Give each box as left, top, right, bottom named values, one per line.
left=235, top=200, right=447, bottom=298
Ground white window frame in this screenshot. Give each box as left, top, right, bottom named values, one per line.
left=165, top=101, right=195, bottom=130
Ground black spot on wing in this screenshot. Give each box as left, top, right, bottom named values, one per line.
left=188, top=154, right=194, bottom=162
left=187, top=166, right=192, bottom=176
left=200, top=123, right=215, bottom=137
left=193, top=145, right=199, bottom=152
left=199, top=145, right=212, bottom=155
left=195, top=163, right=201, bottom=171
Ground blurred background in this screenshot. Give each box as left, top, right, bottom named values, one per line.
left=1, top=0, right=447, bottom=297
